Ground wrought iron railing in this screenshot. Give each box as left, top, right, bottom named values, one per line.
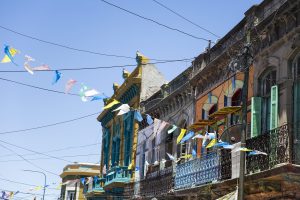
left=104, top=166, right=132, bottom=186
left=246, top=124, right=292, bottom=174
left=139, top=166, right=174, bottom=198
left=173, top=124, right=292, bottom=191
left=174, top=152, right=220, bottom=190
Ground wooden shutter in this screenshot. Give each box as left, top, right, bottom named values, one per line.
left=251, top=97, right=262, bottom=137
left=270, top=85, right=278, bottom=130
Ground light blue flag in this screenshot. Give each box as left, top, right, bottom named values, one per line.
left=214, top=141, right=230, bottom=148
left=192, top=149, right=197, bottom=157
left=91, top=93, right=108, bottom=101
left=80, top=178, right=85, bottom=185
left=4, top=45, right=18, bottom=66
left=146, top=114, right=153, bottom=125
left=134, top=111, right=143, bottom=122
left=180, top=131, right=195, bottom=144
left=135, top=166, right=139, bottom=171
left=52, top=70, right=62, bottom=84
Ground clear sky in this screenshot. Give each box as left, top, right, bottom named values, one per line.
left=0, top=0, right=262, bottom=199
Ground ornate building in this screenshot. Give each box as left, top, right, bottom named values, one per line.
left=96, top=53, right=166, bottom=199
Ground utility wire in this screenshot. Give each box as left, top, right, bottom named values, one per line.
left=0, top=77, right=79, bottom=96
left=0, top=153, right=100, bottom=163
left=0, top=58, right=194, bottom=73
left=0, top=142, right=101, bottom=158
left=0, top=112, right=99, bottom=135
left=0, top=143, right=60, bottom=177
left=99, top=0, right=211, bottom=41
left=151, top=0, right=220, bottom=38
left=0, top=25, right=195, bottom=61
left=0, top=140, right=72, bottom=163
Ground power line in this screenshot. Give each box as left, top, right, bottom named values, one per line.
left=0, top=153, right=100, bottom=163
left=0, top=25, right=195, bottom=61
left=0, top=77, right=79, bottom=96
left=99, top=0, right=211, bottom=41
left=0, top=142, right=60, bottom=177
left=0, top=142, right=101, bottom=158
left=0, top=58, right=194, bottom=73
left=0, top=140, right=71, bottom=163
left=151, top=0, right=220, bottom=38
left=0, top=112, right=99, bottom=135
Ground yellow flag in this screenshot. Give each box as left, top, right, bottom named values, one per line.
left=56, top=183, right=62, bottom=190
left=103, top=99, right=120, bottom=110
left=240, top=147, right=252, bottom=152
left=128, top=163, right=133, bottom=170
left=206, top=139, right=217, bottom=148
left=1, top=47, right=19, bottom=63
left=180, top=154, right=192, bottom=159
left=176, top=129, right=187, bottom=144
left=33, top=186, right=42, bottom=191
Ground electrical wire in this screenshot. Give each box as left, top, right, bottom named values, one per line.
left=0, top=25, right=196, bottom=62
left=151, top=0, right=220, bottom=38
left=0, top=58, right=194, bottom=73
left=0, top=77, right=79, bottom=96
left=0, top=153, right=100, bottom=163
left=0, top=142, right=101, bottom=158
left=0, top=142, right=60, bottom=177
left=0, top=112, right=99, bottom=135
left=99, top=0, right=211, bottom=42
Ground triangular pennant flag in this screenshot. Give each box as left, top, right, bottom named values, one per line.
left=166, top=153, right=175, bottom=161
left=223, top=144, right=234, bottom=149
left=24, top=62, right=34, bottom=75
left=248, top=150, right=267, bottom=156
left=180, top=154, right=192, bottom=159
left=103, top=99, right=120, bottom=110
left=65, top=79, right=77, bottom=93
left=128, top=163, right=133, bottom=170
left=113, top=104, right=130, bottom=113
left=1, top=45, right=19, bottom=65
left=235, top=147, right=252, bottom=152
left=80, top=178, right=85, bottom=185
left=192, top=149, right=197, bottom=157
left=214, top=141, right=230, bottom=148
left=206, top=139, right=217, bottom=148
left=52, top=70, right=62, bottom=84
left=134, top=111, right=143, bottom=122
left=176, top=129, right=187, bottom=144
left=192, top=134, right=204, bottom=139
left=84, top=89, right=99, bottom=97
left=24, top=55, right=35, bottom=62
left=167, top=125, right=177, bottom=134
left=146, top=114, right=153, bottom=125
left=180, top=131, right=194, bottom=144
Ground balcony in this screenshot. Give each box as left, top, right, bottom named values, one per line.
left=139, top=163, right=174, bottom=198
left=174, top=124, right=293, bottom=192
left=175, top=152, right=220, bottom=190
left=104, top=166, right=132, bottom=189
left=83, top=177, right=106, bottom=198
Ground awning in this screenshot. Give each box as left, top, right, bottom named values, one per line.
left=189, top=120, right=216, bottom=130
left=208, top=106, right=241, bottom=119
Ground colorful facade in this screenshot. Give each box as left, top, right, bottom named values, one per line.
left=96, top=53, right=166, bottom=198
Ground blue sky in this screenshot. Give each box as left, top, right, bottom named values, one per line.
left=0, top=0, right=262, bottom=199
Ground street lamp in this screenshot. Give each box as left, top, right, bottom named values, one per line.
left=23, top=170, right=47, bottom=200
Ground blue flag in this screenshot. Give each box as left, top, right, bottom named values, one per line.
left=146, top=114, right=153, bottom=125
left=180, top=131, right=195, bottom=144
left=52, top=70, right=62, bottom=84
left=80, top=178, right=85, bottom=185
left=134, top=111, right=143, bottom=122
left=192, top=149, right=197, bottom=157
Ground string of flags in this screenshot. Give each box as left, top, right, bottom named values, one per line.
left=0, top=45, right=109, bottom=102
left=0, top=191, right=17, bottom=200
left=104, top=100, right=268, bottom=164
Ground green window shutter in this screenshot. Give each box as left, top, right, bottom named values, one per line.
left=270, top=85, right=278, bottom=130
left=251, top=97, right=262, bottom=137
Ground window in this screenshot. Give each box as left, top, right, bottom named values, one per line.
left=67, top=191, right=75, bottom=200
left=260, top=70, right=277, bottom=133
left=111, top=123, right=120, bottom=167
left=292, top=55, right=300, bottom=137
left=123, top=111, right=134, bottom=166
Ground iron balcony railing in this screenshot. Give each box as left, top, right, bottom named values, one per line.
left=174, top=124, right=293, bottom=190
left=104, top=166, right=132, bottom=187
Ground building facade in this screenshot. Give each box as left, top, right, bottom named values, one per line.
left=59, top=163, right=100, bottom=200
left=96, top=53, right=166, bottom=199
